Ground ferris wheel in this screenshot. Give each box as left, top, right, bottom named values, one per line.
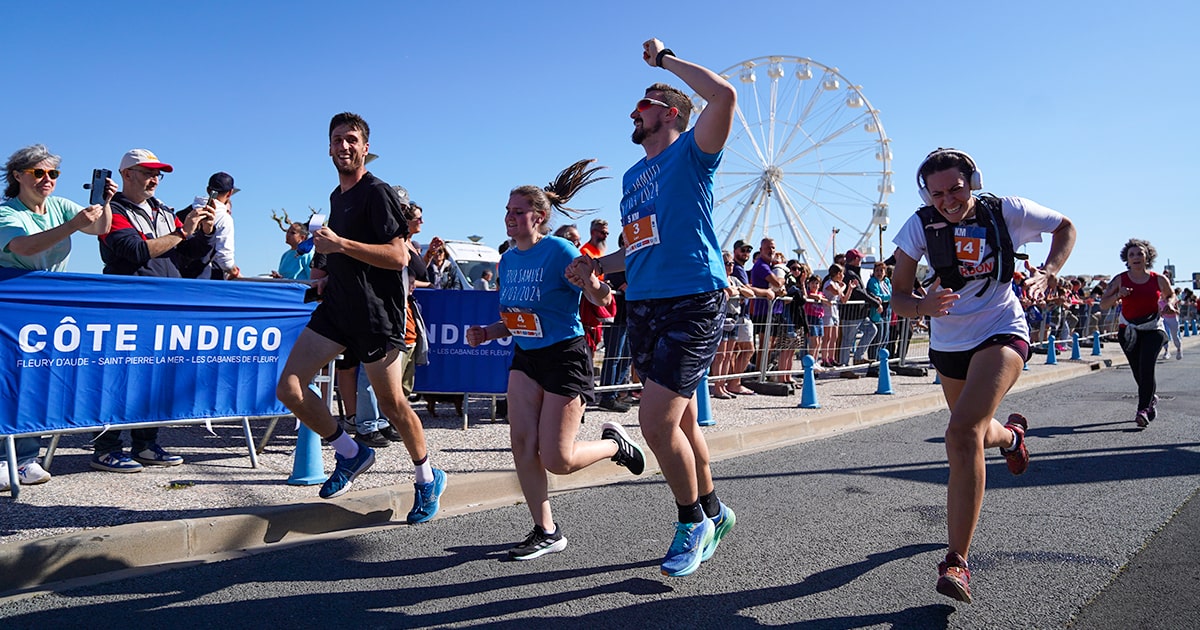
left=694, top=56, right=893, bottom=268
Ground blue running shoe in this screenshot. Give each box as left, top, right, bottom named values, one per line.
left=660, top=519, right=714, bottom=577
left=701, top=502, right=736, bottom=562
left=407, top=468, right=447, bottom=524
left=319, top=445, right=375, bottom=499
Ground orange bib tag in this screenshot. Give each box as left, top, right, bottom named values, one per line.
left=623, top=214, right=660, bottom=255
left=954, top=225, right=986, bottom=266
left=500, top=308, right=544, bottom=338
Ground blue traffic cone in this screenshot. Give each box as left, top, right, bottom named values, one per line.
left=1092, top=330, right=1102, bottom=355
left=288, top=422, right=326, bottom=486
left=933, top=369, right=941, bottom=384
left=697, top=370, right=715, bottom=426
left=1184, top=321, right=1191, bottom=338
left=1045, top=334, right=1058, bottom=365
left=875, top=348, right=894, bottom=394
left=1191, top=319, right=1197, bottom=336
left=798, top=355, right=821, bottom=409
left=1071, top=333, right=1081, bottom=360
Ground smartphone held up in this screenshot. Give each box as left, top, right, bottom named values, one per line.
left=83, top=168, right=112, bottom=205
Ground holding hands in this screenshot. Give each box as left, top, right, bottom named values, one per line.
left=465, top=325, right=488, bottom=348
left=566, top=255, right=600, bottom=289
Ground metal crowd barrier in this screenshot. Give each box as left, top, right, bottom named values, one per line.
left=591, top=295, right=932, bottom=398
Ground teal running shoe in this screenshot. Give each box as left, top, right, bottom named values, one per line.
left=701, top=502, right=736, bottom=561
left=660, top=519, right=714, bottom=577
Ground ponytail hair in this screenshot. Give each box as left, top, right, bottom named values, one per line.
left=511, top=159, right=609, bottom=235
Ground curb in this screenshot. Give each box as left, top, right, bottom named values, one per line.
left=0, top=355, right=1119, bottom=593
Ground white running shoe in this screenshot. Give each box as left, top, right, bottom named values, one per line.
left=18, top=462, right=51, bottom=485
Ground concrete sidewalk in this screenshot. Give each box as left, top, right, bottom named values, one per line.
left=2, top=337, right=1184, bottom=595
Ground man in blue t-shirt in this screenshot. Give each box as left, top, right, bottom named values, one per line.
left=569, top=39, right=737, bottom=578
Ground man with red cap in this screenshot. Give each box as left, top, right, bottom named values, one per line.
left=93, top=149, right=215, bottom=473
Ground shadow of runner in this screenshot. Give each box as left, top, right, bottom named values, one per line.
left=0, top=542, right=942, bottom=628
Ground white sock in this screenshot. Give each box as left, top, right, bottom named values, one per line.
left=1004, top=430, right=1019, bottom=451
left=330, top=431, right=359, bottom=459
left=414, top=460, right=434, bottom=484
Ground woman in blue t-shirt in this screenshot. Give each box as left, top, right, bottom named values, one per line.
left=466, top=160, right=646, bottom=561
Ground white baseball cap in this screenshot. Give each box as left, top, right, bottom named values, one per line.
left=119, top=149, right=174, bottom=173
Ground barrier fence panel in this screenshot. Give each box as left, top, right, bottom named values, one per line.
left=0, top=269, right=314, bottom=496
left=412, top=288, right=513, bottom=429
left=590, top=294, right=933, bottom=399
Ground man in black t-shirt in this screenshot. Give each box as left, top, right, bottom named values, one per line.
left=275, top=112, right=446, bottom=523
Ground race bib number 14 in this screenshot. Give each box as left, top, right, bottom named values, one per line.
left=954, top=225, right=987, bottom=266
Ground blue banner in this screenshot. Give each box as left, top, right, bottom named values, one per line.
left=414, top=289, right=513, bottom=394
left=0, top=269, right=313, bottom=435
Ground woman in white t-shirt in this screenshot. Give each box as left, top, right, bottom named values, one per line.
left=889, top=148, right=1076, bottom=604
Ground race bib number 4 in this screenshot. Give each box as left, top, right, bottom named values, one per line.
left=954, top=225, right=987, bottom=266
left=623, top=214, right=660, bottom=255
left=500, top=308, right=543, bottom=338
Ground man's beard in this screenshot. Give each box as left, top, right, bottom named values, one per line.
left=631, top=119, right=662, bottom=145
left=333, top=155, right=364, bottom=174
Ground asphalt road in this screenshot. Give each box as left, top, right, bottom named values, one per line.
left=1, top=351, right=1196, bottom=629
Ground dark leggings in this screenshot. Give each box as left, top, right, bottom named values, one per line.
left=1120, top=327, right=1165, bottom=411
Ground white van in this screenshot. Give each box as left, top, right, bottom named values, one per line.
left=440, top=240, right=500, bottom=290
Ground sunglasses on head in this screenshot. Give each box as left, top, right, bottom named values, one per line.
left=636, top=97, right=673, bottom=112
left=21, top=168, right=60, bottom=180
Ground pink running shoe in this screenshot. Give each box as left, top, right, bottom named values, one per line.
left=1001, top=413, right=1029, bottom=475
left=936, top=551, right=972, bottom=603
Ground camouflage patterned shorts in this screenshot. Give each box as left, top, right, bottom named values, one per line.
left=626, top=290, right=726, bottom=398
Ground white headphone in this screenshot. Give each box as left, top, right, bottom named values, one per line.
left=916, top=148, right=982, bottom=205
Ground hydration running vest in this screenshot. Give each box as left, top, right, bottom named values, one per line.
left=917, top=193, right=1025, bottom=297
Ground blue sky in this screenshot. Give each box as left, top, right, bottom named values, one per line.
left=5, top=1, right=1198, bottom=287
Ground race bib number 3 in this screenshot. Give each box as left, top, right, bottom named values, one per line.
left=501, top=308, right=544, bottom=338
left=954, top=225, right=986, bottom=266
left=623, top=214, right=660, bottom=255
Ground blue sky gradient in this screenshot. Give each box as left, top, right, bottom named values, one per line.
left=5, top=1, right=1196, bottom=286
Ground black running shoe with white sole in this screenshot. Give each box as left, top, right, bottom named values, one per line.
left=509, top=525, right=567, bottom=560
left=601, top=421, right=645, bottom=475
